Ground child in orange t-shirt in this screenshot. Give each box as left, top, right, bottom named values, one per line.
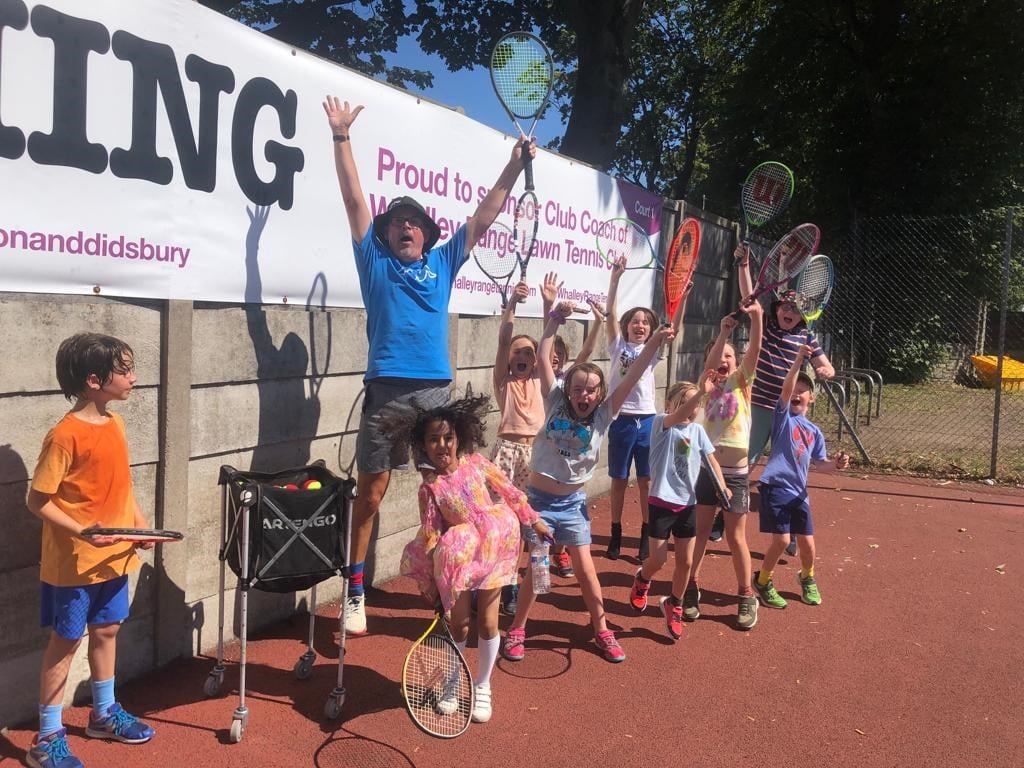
left=26, top=333, right=156, bottom=768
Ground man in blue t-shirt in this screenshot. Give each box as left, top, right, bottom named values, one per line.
left=323, top=94, right=535, bottom=634
left=753, top=344, right=849, bottom=611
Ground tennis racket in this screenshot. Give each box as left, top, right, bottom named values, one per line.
left=472, top=221, right=518, bottom=308
left=740, top=161, right=794, bottom=245
left=81, top=527, right=184, bottom=543
left=664, top=217, right=701, bottom=322
left=736, top=223, right=819, bottom=313
left=402, top=607, right=474, bottom=738
left=513, top=190, right=540, bottom=281
left=698, top=450, right=731, bottom=513
left=794, top=254, right=834, bottom=328
left=595, top=217, right=659, bottom=270
left=490, top=31, right=554, bottom=191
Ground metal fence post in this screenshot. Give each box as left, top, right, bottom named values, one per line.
left=989, top=208, right=1014, bottom=478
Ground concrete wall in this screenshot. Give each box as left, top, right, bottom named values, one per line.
left=0, top=207, right=740, bottom=727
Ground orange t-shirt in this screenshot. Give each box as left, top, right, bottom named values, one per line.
left=495, top=374, right=546, bottom=439
left=30, top=411, right=140, bottom=586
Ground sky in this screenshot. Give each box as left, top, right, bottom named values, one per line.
left=387, top=36, right=564, bottom=149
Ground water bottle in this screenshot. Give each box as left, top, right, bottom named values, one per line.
left=530, top=540, right=551, bottom=595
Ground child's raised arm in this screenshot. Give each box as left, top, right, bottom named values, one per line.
left=605, top=256, right=626, bottom=347
left=739, top=300, right=763, bottom=377
left=540, top=271, right=561, bottom=317
left=610, top=324, right=675, bottom=416
left=539, top=300, right=575, bottom=396
left=575, top=299, right=606, bottom=364
left=736, top=244, right=754, bottom=302
left=810, top=346, right=836, bottom=381
left=705, top=312, right=738, bottom=369
left=663, top=370, right=713, bottom=429
left=492, top=281, right=528, bottom=396
left=780, top=343, right=813, bottom=405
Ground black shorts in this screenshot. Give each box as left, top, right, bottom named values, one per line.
left=694, top=468, right=750, bottom=513
left=647, top=500, right=697, bottom=540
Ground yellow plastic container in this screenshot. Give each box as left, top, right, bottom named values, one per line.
left=970, top=355, right=1024, bottom=391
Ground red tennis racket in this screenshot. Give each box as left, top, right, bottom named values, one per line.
left=81, top=527, right=184, bottom=543
left=664, top=217, right=701, bottom=323
left=736, top=223, right=819, bottom=313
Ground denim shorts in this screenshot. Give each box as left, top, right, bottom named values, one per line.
left=41, top=576, right=130, bottom=640
left=524, top=487, right=591, bottom=547
left=356, top=379, right=450, bottom=473
left=758, top=483, right=814, bottom=536
left=607, top=413, right=655, bottom=479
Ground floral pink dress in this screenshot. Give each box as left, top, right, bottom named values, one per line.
left=400, top=453, right=539, bottom=611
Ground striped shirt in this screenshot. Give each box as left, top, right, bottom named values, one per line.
left=750, top=320, right=823, bottom=411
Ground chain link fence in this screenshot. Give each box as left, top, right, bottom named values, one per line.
left=813, top=210, right=1024, bottom=482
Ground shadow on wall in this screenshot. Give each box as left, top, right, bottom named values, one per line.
left=243, top=204, right=331, bottom=472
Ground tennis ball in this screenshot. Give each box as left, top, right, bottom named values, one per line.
left=303, top=480, right=323, bottom=490
left=284, top=484, right=299, bottom=490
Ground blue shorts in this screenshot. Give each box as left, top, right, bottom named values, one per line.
left=607, top=413, right=655, bottom=480
left=41, top=576, right=130, bottom=640
left=525, top=487, right=591, bottom=547
left=758, top=483, right=814, bottom=536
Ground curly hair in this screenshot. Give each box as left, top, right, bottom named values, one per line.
left=376, top=391, right=492, bottom=466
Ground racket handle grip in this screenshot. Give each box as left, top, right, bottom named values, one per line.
left=522, top=138, right=534, bottom=191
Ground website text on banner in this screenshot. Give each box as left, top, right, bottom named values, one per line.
left=0, top=0, right=662, bottom=317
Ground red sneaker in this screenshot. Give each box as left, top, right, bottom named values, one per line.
left=660, top=596, right=684, bottom=640
left=629, top=569, right=650, bottom=613
left=595, top=630, right=626, bottom=663
left=553, top=548, right=574, bottom=578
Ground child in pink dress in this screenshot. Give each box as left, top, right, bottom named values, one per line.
left=389, top=394, right=552, bottom=726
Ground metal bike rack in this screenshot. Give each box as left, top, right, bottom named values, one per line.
left=843, top=367, right=883, bottom=418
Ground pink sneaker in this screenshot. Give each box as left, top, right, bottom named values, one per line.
left=595, top=630, right=626, bottom=663
left=660, top=596, right=684, bottom=640
left=629, top=569, right=651, bottom=613
left=501, top=627, right=526, bottom=662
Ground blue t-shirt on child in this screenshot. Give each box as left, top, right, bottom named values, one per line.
left=353, top=225, right=468, bottom=381
left=758, top=401, right=827, bottom=501
left=647, top=417, right=715, bottom=507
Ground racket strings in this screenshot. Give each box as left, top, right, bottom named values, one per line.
left=491, top=35, right=552, bottom=118
left=406, top=634, right=471, bottom=736
left=757, top=225, right=819, bottom=292
left=597, top=219, right=656, bottom=268
left=796, top=259, right=833, bottom=311
left=742, top=163, right=794, bottom=227
left=515, top=196, right=540, bottom=259
left=474, top=225, right=517, bottom=280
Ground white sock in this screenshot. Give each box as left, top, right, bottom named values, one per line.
left=476, top=635, right=500, bottom=687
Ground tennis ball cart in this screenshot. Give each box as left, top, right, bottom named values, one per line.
left=203, top=461, right=355, bottom=743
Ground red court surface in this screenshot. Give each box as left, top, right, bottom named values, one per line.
left=3, top=472, right=1022, bottom=768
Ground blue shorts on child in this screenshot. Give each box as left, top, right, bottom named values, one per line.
left=607, top=414, right=655, bottom=479
left=525, top=487, right=591, bottom=547
left=758, top=483, right=815, bottom=536
left=41, top=575, right=130, bottom=640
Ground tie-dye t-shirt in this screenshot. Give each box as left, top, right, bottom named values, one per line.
left=697, top=364, right=754, bottom=450
left=530, top=380, right=614, bottom=485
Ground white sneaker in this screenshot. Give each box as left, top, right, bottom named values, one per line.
left=471, top=683, right=492, bottom=723
left=435, top=677, right=460, bottom=715
left=343, top=594, right=367, bottom=635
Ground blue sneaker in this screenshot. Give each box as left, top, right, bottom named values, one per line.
left=85, top=702, right=155, bottom=744
left=499, top=583, right=519, bottom=616
left=26, top=728, right=83, bottom=768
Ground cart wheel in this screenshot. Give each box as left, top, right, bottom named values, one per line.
left=203, top=674, right=222, bottom=698
left=294, top=658, right=313, bottom=680
left=324, top=694, right=344, bottom=720
left=229, top=719, right=244, bottom=743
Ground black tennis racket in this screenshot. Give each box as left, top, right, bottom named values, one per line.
left=698, top=451, right=731, bottom=513
left=740, top=161, right=794, bottom=246
left=81, top=527, right=184, bottom=543
left=402, top=607, right=473, bottom=738
left=595, top=217, right=659, bottom=270
left=736, top=223, right=819, bottom=314
left=513, top=191, right=540, bottom=281
left=794, top=254, right=834, bottom=328
left=490, top=32, right=554, bottom=191
left=472, top=221, right=518, bottom=308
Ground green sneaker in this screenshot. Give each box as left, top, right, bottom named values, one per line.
left=752, top=572, right=787, bottom=609
left=800, top=575, right=822, bottom=605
